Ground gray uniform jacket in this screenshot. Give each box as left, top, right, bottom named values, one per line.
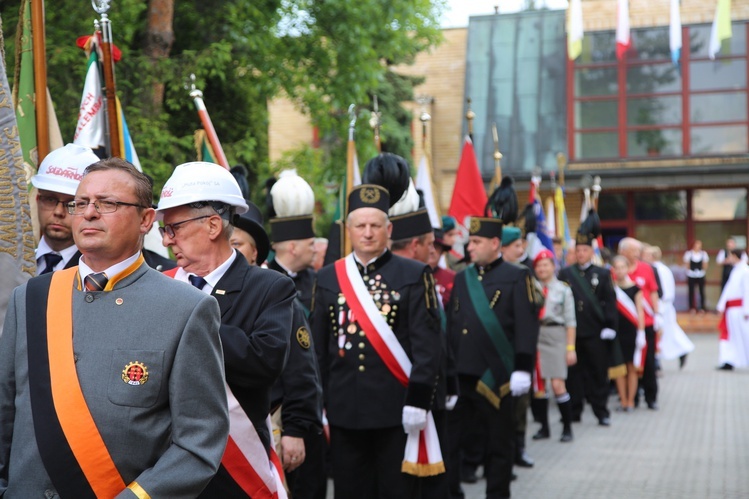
left=539, top=278, right=576, bottom=328
left=0, top=263, right=229, bottom=498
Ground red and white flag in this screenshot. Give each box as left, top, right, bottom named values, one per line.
left=616, top=0, right=631, bottom=60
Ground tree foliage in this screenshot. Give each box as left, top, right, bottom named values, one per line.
left=1, top=0, right=444, bottom=231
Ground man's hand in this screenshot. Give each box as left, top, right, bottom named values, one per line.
left=402, top=406, right=428, bottom=433
left=566, top=350, right=577, bottom=366
left=600, top=328, right=617, bottom=340
left=509, top=371, right=531, bottom=396
left=281, top=436, right=306, bottom=472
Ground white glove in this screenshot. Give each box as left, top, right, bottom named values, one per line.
left=636, top=329, right=646, bottom=350
left=445, top=395, right=458, bottom=411
left=509, top=371, right=531, bottom=396
left=402, top=405, right=428, bottom=433
left=654, top=313, right=664, bottom=332
left=600, top=327, right=617, bottom=340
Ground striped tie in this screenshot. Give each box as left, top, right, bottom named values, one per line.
left=84, top=272, right=109, bottom=292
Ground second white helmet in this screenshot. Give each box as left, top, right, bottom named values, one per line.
left=156, top=162, right=249, bottom=220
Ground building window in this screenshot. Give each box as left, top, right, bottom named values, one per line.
left=634, top=191, right=687, bottom=220
left=569, top=22, right=749, bottom=161
left=693, top=188, right=747, bottom=220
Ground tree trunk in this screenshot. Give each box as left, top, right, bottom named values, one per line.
left=143, top=0, right=174, bottom=113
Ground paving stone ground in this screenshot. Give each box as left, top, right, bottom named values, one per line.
left=326, top=333, right=749, bottom=498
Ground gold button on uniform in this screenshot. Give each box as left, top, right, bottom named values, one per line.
left=359, top=365, right=366, bottom=372
left=359, top=354, right=365, bottom=361
left=462, top=329, right=468, bottom=335
left=358, top=342, right=365, bottom=349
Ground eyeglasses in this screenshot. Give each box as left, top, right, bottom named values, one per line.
left=67, top=199, right=147, bottom=216
left=159, top=215, right=212, bottom=238
left=38, top=195, right=72, bottom=210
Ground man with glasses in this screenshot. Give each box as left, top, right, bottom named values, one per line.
left=30, top=143, right=100, bottom=275
left=0, top=157, right=229, bottom=497
left=157, top=162, right=295, bottom=497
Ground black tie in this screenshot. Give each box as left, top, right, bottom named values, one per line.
left=84, top=272, right=109, bottom=292
left=188, top=275, right=208, bottom=290
left=40, top=253, right=63, bottom=275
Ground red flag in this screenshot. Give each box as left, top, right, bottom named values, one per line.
left=448, top=136, right=488, bottom=228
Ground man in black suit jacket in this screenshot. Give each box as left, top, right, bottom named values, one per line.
left=157, top=162, right=294, bottom=497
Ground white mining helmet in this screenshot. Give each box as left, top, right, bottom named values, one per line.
left=155, top=162, right=249, bottom=220
left=30, top=143, right=100, bottom=196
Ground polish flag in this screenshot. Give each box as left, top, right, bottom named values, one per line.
left=616, top=0, right=631, bottom=60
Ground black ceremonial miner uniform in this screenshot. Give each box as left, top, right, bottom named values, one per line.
left=311, top=250, right=442, bottom=499
left=447, top=257, right=539, bottom=499
left=558, top=263, right=618, bottom=422
left=269, top=299, right=326, bottom=499
left=269, top=259, right=316, bottom=313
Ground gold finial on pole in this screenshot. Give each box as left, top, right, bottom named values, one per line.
left=369, top=95, right=381, bottom=153
left=466, top=97, right=476, bottom=138
left=556, top=152, right=567, bottom=187
left=492, top=122, right=502, bottom=189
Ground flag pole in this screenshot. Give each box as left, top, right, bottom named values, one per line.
left=556, top=152, right=566, bottom=187
left=343, top=104, right=357, bottom=257
left=188, top=75, right=229, bottom=170
left=465, top=97, right=475, bottom=142
left=492, top=122, right=502, bottom=190
left=419, top=101, right=442, bottom=221
left=30, top=0, right=49, bottom=163
left=93, top=0, right=120, bottom=158
left=369, top=96, right=381, bottom=153
left=592, top=175, right=601, bottom=211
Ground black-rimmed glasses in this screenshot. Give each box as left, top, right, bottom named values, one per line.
left=67, top=199, right=148, bottom=216
left=159, top=215, right=212, bottom=238
left=37, top=195, right=73, bottom=210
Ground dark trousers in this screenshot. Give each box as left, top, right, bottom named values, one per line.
left=286, top=430, right=327, bottom=499
left=419, top=409, right=449, bottom=499
left=567, top=335, right=610, bottom=421
left=330, top=425, right=419, bottom=499
left=641, top=326, right=658, bottom=405
left=687, top=276, right=706, bottom=311
left=448, top=376, right=515, bottom=499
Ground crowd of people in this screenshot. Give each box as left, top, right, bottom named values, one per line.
left=0, top=145, right=744, bottom=499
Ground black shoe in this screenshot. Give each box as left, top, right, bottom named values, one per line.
left=647, top=402, right=659, bottom=410
left=560, top=430, right=573, bottom=442
left=679, top=354, right=688, bottom=369
left=511, top=473, right=518, bottom=481
left=515, top=451, right=534, bottom=468
left=532, top=427, right=550, bottom=440
left=598, top=417, right=611, bottom=426
left=717, top=363, right=734, bottom=371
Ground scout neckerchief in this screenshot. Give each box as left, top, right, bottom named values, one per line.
left=163, top=267, right=287, bottom=499
left=334, top=254, right=445, bottom=477
left=463, top=264, right=514, bottom=409
left=566, top=265, right=605, bottom=323
left=26, top=258, right=147, bottom=499
left=615, top=285, right=647, bottom=370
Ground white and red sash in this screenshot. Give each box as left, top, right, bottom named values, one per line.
left=615, top=286, right=646, bottom=369
left=335, top=254, right=445, bottom=476
left=164, top=268, right=286, bottom=498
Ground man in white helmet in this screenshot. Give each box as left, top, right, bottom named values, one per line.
left=157, top=162, right=295, bottom=498
left=30, top=143, right=100, bottom=274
